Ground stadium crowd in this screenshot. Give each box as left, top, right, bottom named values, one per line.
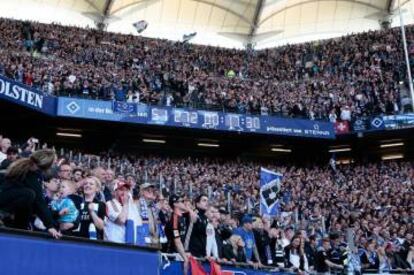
left=0, top=135, right=412, bottom=274
left=0, top=17, right=413, bottom=121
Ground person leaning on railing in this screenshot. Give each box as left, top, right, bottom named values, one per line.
left=0, top=149, right=61, bottom=238
left=222, top=234, right=247, bottom=264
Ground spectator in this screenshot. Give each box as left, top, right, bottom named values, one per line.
left=315, top=238, right=344, bottom=273
left=0, top=138, right=11, bottom=163
left=284, top=234, right=308, bottom=273
left=20, top=138, right=38, bottom=158
left=269, top=228, right=286, bottom=266
left=379, top=242, right=411, bottom=270
left=158, top=196, right=170, bottom=251
left=104, top=180, right=131, bottom=243
left=407, top=245, right=414, bottom=270
left=188, top=194, right=209, bottom=258
left=253, top=217, right=272, bottom=265
left=165, top=193, right=192, bottom=273
left=58, top=163, right=72, bottom=180
left=340, top=106, right=352, bottom=121
left=72, top=168, right=84, bottom=183
left=205, top=205, right=219, bottom=259
left=74, top=176, right=105, bottom=240
left=222, top=234, right=247, bottom=263
left=33, top=177, right=60, bottom=231
left=0, top=146, right=19, bottom=170
left=106, top=169, right=115, bottom=181
left=0, top=18, right=407, bottom=121
left=92, top=167, right=112, bottom=201
left=137, top=182, right=159, bottom=246
left=360, top=239, right=380, bottom=270
left=43, top=178, right=60, bottom=205
left=0, top=133, right=412, bottom=274
left=50, top=180, right=79, bottom=232
left=304, top=235, right=317, bottom=270
left=233, top=215, right=263, bottom=267
left=0, top=149, right=61, bottom=238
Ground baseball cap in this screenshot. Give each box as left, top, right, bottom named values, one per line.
left=219, top=207, right=229, bottom=215
left=385, top=242, right=394, bottom=251
left=169, top=193, right=184, bottom=208
left=114, top=181, right=131, bottom=191
left=241, top=215, right=253, bottom=225
left=140, top=182, right=155, bottom=190
left=339, top=242, right=348, bottom=248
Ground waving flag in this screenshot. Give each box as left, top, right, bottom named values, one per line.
left=189, top=256, right=207, bottom=275
left=124, top=194, right=143, bottom=245
left=260, top=168, right=283, bottom=217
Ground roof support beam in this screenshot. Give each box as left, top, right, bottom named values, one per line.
left=103, top=0, right=115, bottom=16
left=387, top=0, right=396, bottom=12
left=248, top=0, right=265, bottom=42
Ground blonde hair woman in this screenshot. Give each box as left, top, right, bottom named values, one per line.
left=73, top=176, right=106, bottom=240
left=0, top=149, right=61, bottom=238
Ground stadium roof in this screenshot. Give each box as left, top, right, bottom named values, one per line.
left=1, top=0, right=414, bottom=48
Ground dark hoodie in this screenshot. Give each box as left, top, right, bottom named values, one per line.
left=189, top=208, right=209, bottom=257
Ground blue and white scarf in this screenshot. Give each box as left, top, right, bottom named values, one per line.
left=139, top=198, right=150, bottom=221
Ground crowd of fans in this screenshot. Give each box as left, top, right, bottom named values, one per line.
left=1, top=17, right=414, bottom=121
left=0, top=134, right=412, bottom=274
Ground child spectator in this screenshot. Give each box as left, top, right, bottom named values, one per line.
left=51, top=180, right=79, bottom=232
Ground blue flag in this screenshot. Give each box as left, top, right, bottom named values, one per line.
left=260, top=167, right=282, bottom=216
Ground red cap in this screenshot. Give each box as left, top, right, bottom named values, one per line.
left=114, top=181, right=131, bottom=191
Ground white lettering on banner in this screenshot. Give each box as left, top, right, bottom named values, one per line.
left=266, top=126, right=330, bottom=136
left=201, top=112, right=219, bottom=129
left=0, top=79, right=7, bottom=94
left=266, top=126, right=293, bottom=133
left=137, top=112, right=147, bottom=117
left=304, top=129, right=330, bottom=136
left=5, top=84, right=19, bottom=99
left=0, top=78, right=43, bottom=109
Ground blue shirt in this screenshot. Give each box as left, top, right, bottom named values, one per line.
left=233, top=227, right=256, bottom=261
left=51, top=197, right=79, bottom=223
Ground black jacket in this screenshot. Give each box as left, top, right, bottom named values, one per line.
left=222, top=243, right=247, bottom=263
left=253, top=229, right=271, bottom=264
left=4, top=170, right=55, bottom=229
left=304, top=242, right=317, bottom=268
left=189, top=208, right=208, bottom=257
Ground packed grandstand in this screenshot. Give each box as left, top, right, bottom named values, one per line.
left=0, top=16, right=413, bottom=121
left=0, top=0, right=414, bottom=275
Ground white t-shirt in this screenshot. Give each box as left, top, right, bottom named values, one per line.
left=289, top=252, right=308, bottom=271
left=0, top=151, right=6, bottom=164
left=340, top=108, right=351, bottom=121
left=206, top=223, right=219, bottom=258
left=104, top=199, right=125, bottom=243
